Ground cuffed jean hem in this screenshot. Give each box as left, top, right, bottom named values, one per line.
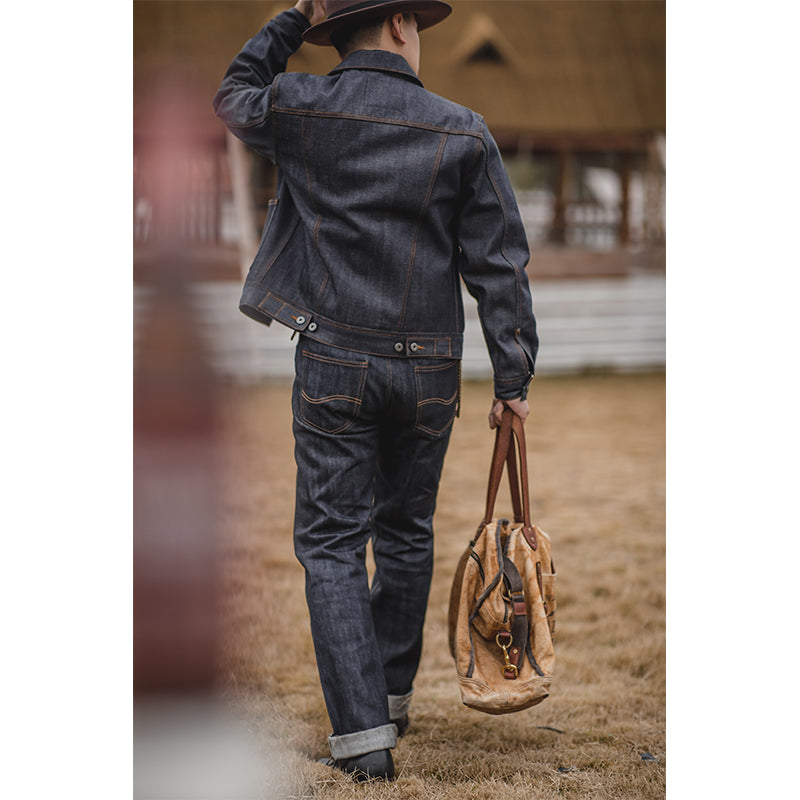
left=328, top=724, right=398, bottom=759
left=388, top=690, right=413, bottom=721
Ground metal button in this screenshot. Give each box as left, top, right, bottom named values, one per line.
left=307, top=322, right=317, bottom=332
left=295, top=315, right=306, bottom=325
left=409, top=342, right=419, bottom=352
left=394, top=342, right=404, bottom=352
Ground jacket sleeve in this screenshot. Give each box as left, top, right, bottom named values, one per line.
left=212, top=9, right=310, bottom=161
left=457, top=120, right=538, bottom=400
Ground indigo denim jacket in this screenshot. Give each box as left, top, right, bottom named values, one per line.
left=213, top=9, right=538, bottom=399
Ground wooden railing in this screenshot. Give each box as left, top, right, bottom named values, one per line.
left=133, top=145, right=228, bottom=245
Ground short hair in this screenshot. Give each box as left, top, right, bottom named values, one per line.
left=331, top=16, right=384, bottom=57
left=331, top=13, right=414, bottom=59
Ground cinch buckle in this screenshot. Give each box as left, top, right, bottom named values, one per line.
left=495, top=632, right=518, bottom=679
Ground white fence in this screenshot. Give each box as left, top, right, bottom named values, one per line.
left=134, top=273, right=665, bottom=381
left=525, top=273, right=665, bottom=374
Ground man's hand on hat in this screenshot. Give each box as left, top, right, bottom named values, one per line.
left=295, top=0, right=326, bottom=26
left=489, top=397, right=530, bottom=429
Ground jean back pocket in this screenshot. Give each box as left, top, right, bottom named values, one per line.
left=413, top=360, right=459, bottom=438
left=299, top=348, right=368, bottom=434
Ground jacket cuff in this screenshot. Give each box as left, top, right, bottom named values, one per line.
left=494, top=373, right=533, bottom=402
left=274, top=7, right=311, bottom=38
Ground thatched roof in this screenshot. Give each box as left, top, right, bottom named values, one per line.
left=134, top=0, right=665, bottom=143
left=424, top=0, right=665, bottom=139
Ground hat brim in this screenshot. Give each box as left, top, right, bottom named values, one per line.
left=303, top=1, right=452, bottom=46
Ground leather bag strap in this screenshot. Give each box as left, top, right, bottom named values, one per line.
left=483, top=409, right=537, bottom=548
left=483, top=410, right=513, bottom=525
left=500, top=557, right=528, bottom=679
left=510, top=413, right=537, bottom=548
left=504, top=432, right=524, bottom=524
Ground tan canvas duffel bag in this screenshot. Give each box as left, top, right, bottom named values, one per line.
left=448, top=408, right=556, bottom=714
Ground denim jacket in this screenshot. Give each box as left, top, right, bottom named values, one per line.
left=213, top=9, right=538, bottom=399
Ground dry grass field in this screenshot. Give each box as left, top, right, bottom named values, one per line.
left=217, top=372, right=666, bottom=799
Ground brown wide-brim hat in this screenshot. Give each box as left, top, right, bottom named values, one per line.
left=303, top=0, right=453, bottom=47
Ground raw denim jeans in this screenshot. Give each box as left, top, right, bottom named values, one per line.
left=291, top=335, right=458, bottom=758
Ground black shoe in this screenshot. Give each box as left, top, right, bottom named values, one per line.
left=393, top=714, right=410, bottom=737
left=321, top=748, right=395, bottom=782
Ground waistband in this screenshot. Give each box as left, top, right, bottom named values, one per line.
left=241, top=292, right=463, bottom=359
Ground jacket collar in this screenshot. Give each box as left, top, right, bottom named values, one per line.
left=328, top=49, right=424, bottom=87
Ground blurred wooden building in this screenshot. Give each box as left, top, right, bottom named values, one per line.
left=134, top=0, right=665, bottom=282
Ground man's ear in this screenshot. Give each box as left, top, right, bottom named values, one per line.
left=390, top=13, right=407, bottom=45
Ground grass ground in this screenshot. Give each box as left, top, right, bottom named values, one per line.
left=217, top=372, right=666, bottom=799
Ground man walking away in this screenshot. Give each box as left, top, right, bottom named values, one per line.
left=213, top=0, right=538, bottom=781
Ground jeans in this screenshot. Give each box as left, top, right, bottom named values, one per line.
left=291, top=335, right=458, bottom=758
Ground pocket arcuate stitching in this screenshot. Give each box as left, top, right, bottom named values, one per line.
left=299, top=350, right=368, bottom=434
left=414, top=361, right=458, bottom=436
